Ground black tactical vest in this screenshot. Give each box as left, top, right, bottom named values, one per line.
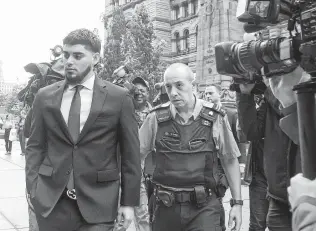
left=152, top=102, right=224, bottom=191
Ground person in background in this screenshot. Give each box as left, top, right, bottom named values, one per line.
left=152, top=82, right=169, bottom=107
left=237, top=81, right=300, bottom=231
left=3, top=115, right=13, bottom=155
left=204, top=83, right=240, bottom=230
left=131, top=76, right=152, bottom=231
left=204, top=84, right=239, bottom=141
left=267, top=67, right=313, bottom=231
left=242, top=93, right=269, bottom=231
left=18, top=110, right=27, bottom=156
left=132, top=77, right=152, bottom=128
left=112, top=65, right=137, bottom=95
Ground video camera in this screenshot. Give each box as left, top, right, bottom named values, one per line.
left=214, top=0, right=316, bottom=81
left=214, top=0, right=316, bottom=180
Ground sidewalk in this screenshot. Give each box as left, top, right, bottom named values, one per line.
left=0, top=141, right=28, bottom=231
left=0, top=141, right=250, bottom=231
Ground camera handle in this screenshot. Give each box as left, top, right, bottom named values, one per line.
left=293, top=78, right=316, bottom=180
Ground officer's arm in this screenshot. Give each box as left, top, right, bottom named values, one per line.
left=214, top=114, right=242, bottom=200
left=139, top=112, right=157, bottom=162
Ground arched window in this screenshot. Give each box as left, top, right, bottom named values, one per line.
left=183, top=29, right=190, bottom=51
left=175, top=32, right=180, bottom=53
left=195, top=26, right=198, bottom=47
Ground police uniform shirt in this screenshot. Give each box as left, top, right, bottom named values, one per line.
left=139, top=97, right=241, bottom=162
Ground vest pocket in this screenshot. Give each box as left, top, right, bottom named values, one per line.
left=161, top=137, right=180, bottom=145
left=189, top=138, right=207, bottom=150
left=159, top=137, right=181, bottom=150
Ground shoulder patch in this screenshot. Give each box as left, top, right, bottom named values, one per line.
left=202, top=101, right=226, bottom=117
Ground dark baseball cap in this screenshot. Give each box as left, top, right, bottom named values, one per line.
left=132, top=77, right=150, bottom=89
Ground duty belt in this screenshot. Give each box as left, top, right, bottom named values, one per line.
left=154, top=184, right=212, bottom=207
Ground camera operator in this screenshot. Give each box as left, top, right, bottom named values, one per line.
left=112, top=65, right=138, bottom=95
left=237, top=74, right=301, bottom=231
left=267, top=66, right=315, bottom=231
left=152, top=82, right=169, bottom=107
left=268, top=66, right=310, bottom=145
left=241, top=93, right=268, bottom=231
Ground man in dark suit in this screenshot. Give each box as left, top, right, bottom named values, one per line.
left=25, top=28, right=141, bottom=231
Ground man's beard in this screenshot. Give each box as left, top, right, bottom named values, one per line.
left=65, top=66, right=91, bottom=84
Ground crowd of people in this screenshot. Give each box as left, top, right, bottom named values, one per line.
left=8, top=28, right=315, bottom=231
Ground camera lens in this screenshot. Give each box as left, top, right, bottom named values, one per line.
left=215, top=36, right=297, bottom=78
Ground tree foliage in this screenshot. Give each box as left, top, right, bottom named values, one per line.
left=5, top=86, right=25, bottom=116
left=101, top=8, right=127, bottom=81
left=121, top=5, right=166, bottom=94
left=0, top=93, right=7, bottom=107
left=102, top=5, right=166, bottom=101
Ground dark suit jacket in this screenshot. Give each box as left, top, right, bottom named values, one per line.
left=25, top=77, right=141, bottom=223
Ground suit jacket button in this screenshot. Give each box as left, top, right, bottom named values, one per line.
left=66, top=170, right=71, bottom=175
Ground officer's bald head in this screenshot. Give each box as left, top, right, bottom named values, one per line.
left=163, top=63, right=196, bottom=110
left=164, top=63, right=195, bottom=83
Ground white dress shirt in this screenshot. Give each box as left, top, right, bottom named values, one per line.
left=60, top=75, right=95, bottom=132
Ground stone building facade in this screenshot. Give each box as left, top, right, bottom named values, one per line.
left=104, top=0, right=245, bottom=103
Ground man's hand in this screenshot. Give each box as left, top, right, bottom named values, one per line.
left=228, top=205, right=242, bottom=231
left=239, top=83, right=255, bottom=95
left=288, top=173, right=316, bottom=208
left=116, top=206, right=134, bottom=229
left=268, top=66, right=310, bottom=108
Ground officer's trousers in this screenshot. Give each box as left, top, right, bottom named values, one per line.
left=152, top=193, right=222, bottom=231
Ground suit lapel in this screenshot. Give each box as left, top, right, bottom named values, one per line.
left=51, top=80, right=73, bottom=144
left=77, top=77, right=107, bottom=143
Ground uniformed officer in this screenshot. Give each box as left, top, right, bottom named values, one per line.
left=139, top=63, right=243, bottom=231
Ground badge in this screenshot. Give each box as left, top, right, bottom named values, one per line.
left=202, top=120, right=211, bottom=126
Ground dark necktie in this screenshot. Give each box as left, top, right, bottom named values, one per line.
left=67, top=85, right=83, bottom=190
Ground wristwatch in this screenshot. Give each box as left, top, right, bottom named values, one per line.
left=230, top=199, right=243, bottom=207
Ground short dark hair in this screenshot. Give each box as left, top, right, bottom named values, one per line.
left=209, top=83, right=221, bottom=93
left=63, top=29, right=101, bottom=53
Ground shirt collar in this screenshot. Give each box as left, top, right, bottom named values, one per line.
left=68, top=74, right=95, bottom=91
left=170, top=96, right=203, bottom=121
